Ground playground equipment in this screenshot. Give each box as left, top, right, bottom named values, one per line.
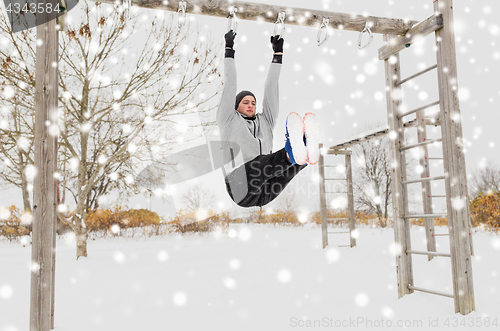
left=29, top=1, right=474, bottom=330
left=317, top=144, right=356, bottom=248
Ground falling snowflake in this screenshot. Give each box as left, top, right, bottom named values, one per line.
left=355, top=293, right=369, bottom=307
left=0, top=285, right=13, bottom=300
left=223, top=277, right=237, bottom=290
left=172, top=292, right=187, bottom=306
left=325, top=248, right=340, bottom=263
left=238, top=227, right=252, bottom=242
left=277, top=269, right=292, bottom=283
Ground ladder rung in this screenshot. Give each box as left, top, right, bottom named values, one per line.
left=400, top=138, right=442, bottom=151
left=408, top=285, right=454, bottom=298
left=338, top=245, right=351, bottom=247
left=398, top=100, right=440, bottom=119
left=402, top=176, right=445, bottom=185
left=433, top=233, right=449, bottom=236
left=428, top=157, right=443, bottom=160
left=327, top=218, right=349, bottom=221
left=325, top=178, right=346, bottom=180
left=406, top=249, right=451, bottom=257
left=396, top=64, right=438, bottom=86
left=327, top=231, right=350, bottom=234
left=431, top=195, right=447, bottom=198
left=403, top=213, right=447, bottom=219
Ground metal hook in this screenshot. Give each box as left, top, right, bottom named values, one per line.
left=358, top=22, right=373, bottom=50
left=178, top=0, right=187, bottom=28
left=273, top=11, right=286, bottom=38
left=317, top=17, right=330, bottom=46
left=227, top=6, right=238, bottom=32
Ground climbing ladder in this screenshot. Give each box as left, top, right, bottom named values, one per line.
left=379, top=0, right=474, bottom=315
left=318, top=144, right=356, bottom=249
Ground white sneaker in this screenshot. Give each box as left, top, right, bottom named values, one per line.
left=303, top=112, right=320, bottom=165
left=284, top=112, right=307, bottom=165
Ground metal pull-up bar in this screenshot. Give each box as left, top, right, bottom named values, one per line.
left=95, top=0, right=419, bottom=36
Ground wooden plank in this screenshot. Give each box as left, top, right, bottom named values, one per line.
left=403, top=214, right=448, bottom=219
left=324, top=149, right=352, bottom=155
left=384, top=34, right=413, bottom=299
left=408, top=285, right=454, bottom=298
left=345, top=154, right=356, bottom=248
left=398, top=101, right=441, bottom=119
left=379, top=14, right=444, bottom=60
left=407, top=250, right=450, bottom=257
left=417, top=108, right=437, bottom=262
left=96, top=0, right=418, bottom=35
left=396, top=64, right=438, bottom=86
left=318, top=143, right=328, bottom=248
left=402, top=175, right=445, bottom=185
left=400, top=138, right=442, bottom=151
left=434, top=0, right=475, bottom=315
left=30, top=2, right=58, bottom=330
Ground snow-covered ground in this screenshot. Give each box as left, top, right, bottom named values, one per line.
left=1, top=224, right=499, bottom=331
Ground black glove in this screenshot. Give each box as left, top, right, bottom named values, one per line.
left=225, top=30, right=237, bottom=49
left=270, top=35, right=284, bottom=53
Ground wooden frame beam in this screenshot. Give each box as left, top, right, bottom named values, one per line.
left=97, top=0, right=419, bottom=35
left=379, top=14, right=443, bottom=60
left=30, top=1, right=59, bottom=330
left=434, top=0, right=475, bottom=315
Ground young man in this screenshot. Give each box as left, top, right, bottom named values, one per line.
left=217, top=30, right=320, bottom=208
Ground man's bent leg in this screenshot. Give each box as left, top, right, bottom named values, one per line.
left=225, top=148, right=294, bottom=208
left=257, top=163, right=307, bottom=206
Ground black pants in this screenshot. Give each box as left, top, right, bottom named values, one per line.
left=225, top=148, right=307, bottom=208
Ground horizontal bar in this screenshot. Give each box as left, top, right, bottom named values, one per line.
left=396, top=64, right=438, bottom=86
left=326, top=192, right=348, bottom=194
left=428, top=157, right=443, bottom=160
left=379, top=14, right=444, bottom=60
left=327, top=218, right=349, bottom=221
left=434, top=233, right=449, bottom=236
left=431, top=195, right=447, bottom=198
left=402, top=175, right=445, bottom=185
left=403, top=213, right=447, bottom=219
left=400, top=138, right=442, bottom=151
left=325, top=178, right=347, bottom=180
left=328, top=231, right=350, bottom=234
left=338, top=245, right=351, bottom=247
left=324, top=149, right=352, bottom=155
left=406, top=250, right=451, bottom=257
left=408, top=285, right=454, bottom=298
left=398, top=101, right=441, bottom=119
left=97, top=0, right=419, bottom=35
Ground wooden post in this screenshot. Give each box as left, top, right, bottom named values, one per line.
left=30, top=1, right=59, bottom=330
left=384, top=34, right=413, bottom=299
left=434, top=0, right=475, bottom=315
left=345, top=153, right=356, bottom=248
left=96, top=0, right=418, bottom=35
left=318, top=143, right=328, bottom=248
left=416, top=109, right=436, bottom=261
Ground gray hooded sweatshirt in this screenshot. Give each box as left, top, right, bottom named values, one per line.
left=217, top=58, right=281, bottom=175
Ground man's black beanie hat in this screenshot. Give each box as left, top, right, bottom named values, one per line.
left=235, top=90, right=256, bottom=110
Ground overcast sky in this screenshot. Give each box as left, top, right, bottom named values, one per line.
left=1, top=0, right=498, bottom=219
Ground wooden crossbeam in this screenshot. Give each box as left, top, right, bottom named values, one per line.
left=379, top=14, right=443, bottom=60
left=327, top=116, right=440, bottom=151
left=96, top=0, right=419, bottom=35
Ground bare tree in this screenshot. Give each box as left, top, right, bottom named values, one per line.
left=469, top=162, right=500, bottom=198
left=180, top=183, right=216, bottom=212
left=353, top=137, right=392, bottom=220
left=0, top=3, right=221, bottom=258
left=276, top=183, right=297, bottom=214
